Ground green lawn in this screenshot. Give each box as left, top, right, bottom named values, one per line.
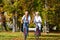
left=0, top=32, right=60, bottom=40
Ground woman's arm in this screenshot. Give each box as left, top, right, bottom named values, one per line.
left=21, top=15, right=25, bottom=23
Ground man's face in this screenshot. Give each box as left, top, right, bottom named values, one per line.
left=35, top=12, right=39, bottom=16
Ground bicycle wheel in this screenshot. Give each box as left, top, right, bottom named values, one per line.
left=24, top=28, right=27, bottom=40
left=35, top=26, right=39, bottom=40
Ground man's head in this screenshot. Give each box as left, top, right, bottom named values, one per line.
left=35, top=12, right=39, bottom=16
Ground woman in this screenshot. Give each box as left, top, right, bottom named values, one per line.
left=34, top=12, right=42, bottom=40
left=21, top=11, right=31, bottom=40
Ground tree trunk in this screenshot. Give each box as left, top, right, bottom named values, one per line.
left=12, top=16, right=16, bottom=32
left=43, top=0, right=48, bottom=33
left=12, top=12, right=18, bottom=32
left=15, top=14, right=18, bottom=32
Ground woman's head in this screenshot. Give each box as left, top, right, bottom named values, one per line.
left=25, top=11, right=29, bottom=16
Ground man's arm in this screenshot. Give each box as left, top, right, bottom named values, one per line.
left=39, top=16, right=42, bottom=24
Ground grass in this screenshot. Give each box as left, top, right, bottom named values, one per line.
left=0, top=32, right=23, bottom=40
left=0, top=32, right=60, bottom=40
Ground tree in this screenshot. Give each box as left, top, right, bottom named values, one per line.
left=1, top=0, right=60, bottom=32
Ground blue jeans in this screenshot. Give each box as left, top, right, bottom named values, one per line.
left=23, top=23, right=28, bottom=36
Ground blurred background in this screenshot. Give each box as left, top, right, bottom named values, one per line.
left=0, top=0, right=60, bottom=40
left=0, top=0, right=60, bottom=33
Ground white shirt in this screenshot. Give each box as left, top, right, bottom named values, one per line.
left=34, top=16, right=42, bottom=30
left=34, top=16, right=42, bottom=23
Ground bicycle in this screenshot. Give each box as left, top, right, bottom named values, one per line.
left=35, top=24, right=40, bottom=40
left=23, top=23, right=28, bottom=40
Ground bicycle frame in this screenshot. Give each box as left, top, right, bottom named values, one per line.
left=35, top=24, right=40, bottom=40
left=23, top=23, right=28, bottom=40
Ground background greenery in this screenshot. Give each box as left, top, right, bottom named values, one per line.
left=0, top=0, right=60, bottom=31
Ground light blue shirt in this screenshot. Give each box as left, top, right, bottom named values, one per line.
left=22, top=15, right=31, bottom=24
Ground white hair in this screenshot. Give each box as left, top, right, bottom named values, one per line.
left=35, top=12, right=39, bottom=15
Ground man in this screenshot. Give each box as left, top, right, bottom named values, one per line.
left=34, top=12, right=42, bottom=40
left=21, top=11, right=31, bottom=40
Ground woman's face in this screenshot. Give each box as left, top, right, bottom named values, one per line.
left=25, top=11, right=28, bottom=16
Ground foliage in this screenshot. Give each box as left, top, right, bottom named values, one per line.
left=0, top=0, right=60, bottom=28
